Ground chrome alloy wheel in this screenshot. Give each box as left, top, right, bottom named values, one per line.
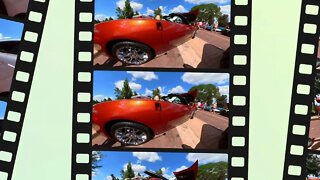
left=115, top=46, right=149, bottom=65
left=114, top=126, right=148, bottom=145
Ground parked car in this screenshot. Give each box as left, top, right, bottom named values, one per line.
left=203, top=104, right=213, bottom=112
left=92, top=90, right=198, bottom=145
left=0, top=40, right=19, bottom=99
left=94, top=10, right=199, bottom=65
left=205, top=25, right=214, bottom=31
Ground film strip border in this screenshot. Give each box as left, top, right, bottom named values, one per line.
left=283, top=0, right=320, bottom=179
left=72, top=0, right=94, bottom=179
left=0, top=0, right=49, bottom=179
left=228, top=0, right=251, bottom=179
left=283, top=0, right=320, bottom=180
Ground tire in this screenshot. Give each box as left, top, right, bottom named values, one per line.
left=111, top=41, right=154, bottom=65
left=109, top=121, right=153, bottom=146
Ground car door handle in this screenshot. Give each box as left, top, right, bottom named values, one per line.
left=155, top=102, right=162, bottom=111
left=156, top=22, right=163, bottom=31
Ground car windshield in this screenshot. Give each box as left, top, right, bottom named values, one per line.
left=162, top=94, right=188, bottom=105
left=163, top=14, right=189, bottom=25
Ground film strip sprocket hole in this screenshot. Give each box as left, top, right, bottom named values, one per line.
left=0, top=0, right=49, bottom=179
left=229, top=0, right=251, bottom=179
left=283, top=0, right=320, bottom=179
left=72, top=0, right=94, bottom=179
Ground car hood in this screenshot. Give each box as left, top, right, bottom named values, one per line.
left=174, top=160, right=198, bottom=180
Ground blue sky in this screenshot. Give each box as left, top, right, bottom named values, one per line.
left=95, top=0, right=231, bottom=21
left=0, top=101, right=7, bottom=119
left=93, top=151, right=227, bottom=180
left=0, top=18, right=24, bottom=41
left=93, top=71, right=229, bottom=101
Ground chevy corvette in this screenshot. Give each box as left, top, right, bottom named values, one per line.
left=94, top=10, right=199, bottom=65
left=92, top=90, right=198, bottom=145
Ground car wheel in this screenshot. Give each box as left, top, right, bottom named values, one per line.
left=111, top=41, right=154, bottom=65
left=110, top=122, right=153, bottom=146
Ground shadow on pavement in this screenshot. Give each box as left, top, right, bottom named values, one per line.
left=94, top=57, right=125, bottom=68
left=197, top=44, right=225, bottom=69
left=182, top=125, right=228, bottom=150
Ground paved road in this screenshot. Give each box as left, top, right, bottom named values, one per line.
left=93, top=30, right=230, bottom=69
left=92, top=109, right=229, bottom=150
left=309, top=116, right=320, bottom=150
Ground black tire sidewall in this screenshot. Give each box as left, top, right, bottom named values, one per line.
left=109, top=121, right=153, bottom=145
left=111, top=41, right=154, bottom=65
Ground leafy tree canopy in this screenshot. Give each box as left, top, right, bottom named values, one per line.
left=306, top=154, right=320, bottom=176
left=190, top=4, right=222, bottom=25
left=114, top=79, right=133, bottom=99
left=116, top=0, right=134, bottom=19
left=197, top=161, right=228, bottom=180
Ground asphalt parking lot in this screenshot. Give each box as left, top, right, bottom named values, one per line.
left=92, top=109, right=229, bottom=150
left=93, top=30, right=230, bottom=69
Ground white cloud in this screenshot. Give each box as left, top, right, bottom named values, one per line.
left=93, top=95, right=108, bottom=101
left=146, top=7, right=154, bottom=16
left=115, top=80, right=142, bottom=91
left=218, top=85, right=229, bottom=102
left=116, top=0, right=143, bottom=11
left=174, top=165, right=188, bottom=172
left=220, top=4, right=231, bottom=20
left=132, top=152, right=162, bottom=162
left=182, top=73, right=229, bottom=85
left=0, top=33, right=12, bottom=40
left=184, top=0, right=229, bottom=4
left=168, top=85, right=186, bottom=94
left=127, top=71, right=158, bottom=81
left=143, top=88, right=153, bottom=96
left=95, top=14, right=107, bottom=21
left=106, top=176, right=112, bottom=180
left=123, top=163, right=147, bottom=174
left=169, top=5, right=187, bottom=13
left=186, top=153, right=228, bottom=164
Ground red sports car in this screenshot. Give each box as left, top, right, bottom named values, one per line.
left=92, top=90, right=198, bottom=145
left=94, top=10, right=199, bottom=65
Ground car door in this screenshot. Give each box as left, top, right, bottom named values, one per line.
left=160, top=16, right=195, bottom=49
left=158, top=96, right=192, bottom=129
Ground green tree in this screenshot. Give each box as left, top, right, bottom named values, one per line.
left=190, top=4, right=222, bottom=25
left=123, top=162, right=135, bottom=178
left=116, top=7, right=125, bottom=19
left=152, top=88, right=161, bottom=98
left=135, top=10, right=139, bottom=15
left=189, top=84, right=221, bottom=105
left=155, top=169, right=163, bottom=176
left=92, top=151, right=102, bottom=173
left=109, top=17, right=114, bottom=21
left=154, top=7, right=162, bottom=19
left=306, top=154, right=320, bottom=176
left=218, top=14, right=229, bottom=27
left=133, top=91, right=138, bottom=96
left=197, top=161, right=227, bottom=180
left=120, top=169, right=125, bottom=179
left=216, top=94, right=228, bottom=109
left=114, top=79, right=133, bottom=99
left=116, top=0, right=134, bottom=19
